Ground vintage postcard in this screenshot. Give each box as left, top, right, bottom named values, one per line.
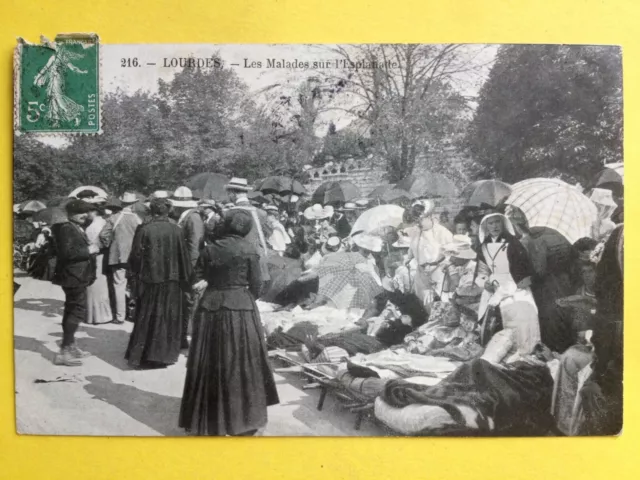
left=13, top=40, right=623, bottom=437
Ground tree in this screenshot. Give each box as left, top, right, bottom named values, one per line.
left=320, top=44, right=489, bottom=182
left=466, top=45, right=623, bottom=184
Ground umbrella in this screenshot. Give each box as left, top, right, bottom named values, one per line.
left=312, top=181, right=361, bottom=205
left=396, top=173, right=458, bottom=198
left=368, top=184, right=393, bottom=199
left=186, top=172, right=230, bottom=202
left=369, top=185, right=414, bottom=204
left=255, top=176, right=306, bottom=196
left=247, top=191, right=269, bottom=204
left=506, top=178, right=598, bottom=244
left=69, top=185, right=108, bottom=198
left=350, top=205, right=405, bottom=237
left=594, top=162, right=623, bottom=188
left=33, top=207, right=68, bottom=225
left=18, top=200, right=47, bottom=215
left=460, top=180, right=512, bottom=207
left=314, top=252, right=384, bottom=309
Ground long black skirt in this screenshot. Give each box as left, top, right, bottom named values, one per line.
left=125, top=281, right=183, bottom=368
left=179, top=306, right=280, bottom=436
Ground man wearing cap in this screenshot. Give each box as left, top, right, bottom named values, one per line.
left=99, top=192, right=142, bottom=325
left=225, top=177, right=270, bottom=285
left=334, top=202, right=358, bottom=239
left=51, top=199, right=99, bottom=366
left=170, top=186, right=205, bottom=348
left=198, top=199, right=221, bottom=246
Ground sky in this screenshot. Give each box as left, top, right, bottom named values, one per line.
left=40, top=43, right=498, bottom=148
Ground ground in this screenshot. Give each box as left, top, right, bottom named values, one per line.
left=13, top=272, right=384, bottom=437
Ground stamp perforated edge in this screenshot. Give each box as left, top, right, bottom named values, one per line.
left=13, top=33, right=103, bottom=137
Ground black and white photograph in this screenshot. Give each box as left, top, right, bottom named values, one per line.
left=13, top=42, right=623, bottom=437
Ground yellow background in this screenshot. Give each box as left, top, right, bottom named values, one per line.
left=1, top=1, right=637, bottom=478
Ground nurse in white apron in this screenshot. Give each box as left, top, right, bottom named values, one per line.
left=475, top=213, right=541, bottom=358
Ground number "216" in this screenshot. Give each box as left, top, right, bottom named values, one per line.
left=121, top=58, right=140, bottom=67
left=26, top=101, right=45, bottom=123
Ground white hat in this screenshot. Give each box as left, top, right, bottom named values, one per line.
left=118, top=192, right=139, bottom=205
left=355, top=198, right=370, bottom=208
left=392, top=234, right=412, bottom=249
left=352, top=233, right=383, bottom=253
left=198, top=198, right=217, bottom=208
left=321, top=236, right=342, bottom=255
left=411, top=199, right=435, bottom=217
left=303, top=204, right=334, bottom=220
left=225, top=177, right=252, bottom=192
left=443, top=234, right=477, bottom=260
left=590, top=188, right=618, bottom=208
left=339, top=202, right=358, bottom=211
left=289, top=195, right=300, bottom=203
left=264, top=204, right=279, bottom=213
left=478, top=213, right=516, bottom=243
left=170, top=186, right=199, bottom=208
left=151, top=190, right=170, bottom=199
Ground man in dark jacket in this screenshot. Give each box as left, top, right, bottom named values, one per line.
left=52, top=199, right=98, bottom=366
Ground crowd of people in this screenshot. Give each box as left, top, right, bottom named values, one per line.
left=17, top=175, right=623, bottom=437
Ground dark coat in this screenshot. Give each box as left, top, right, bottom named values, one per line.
left=477, top=232, right=534, bottom=284
left=335, top=214, right=352, bottom=239
left=179, top=210, right=205, bottom=268
left=128, top=217, right=192, bottom=289
left=195, top=234, right=263, bottom=311
left=52, top=222, right=96, bottom=288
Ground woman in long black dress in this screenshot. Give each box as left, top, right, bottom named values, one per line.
left=125, top=198, right=192, bottom=368
left=179, top=209, right=279, bottom=436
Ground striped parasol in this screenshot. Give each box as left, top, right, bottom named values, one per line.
left=314, top=252, right=383, bottom=310
left=506, top=178, right=598, bottom=244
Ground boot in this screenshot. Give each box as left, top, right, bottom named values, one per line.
left=53, top=347, right=83, bottom=366
left=68, top=343, right=92, bottom=359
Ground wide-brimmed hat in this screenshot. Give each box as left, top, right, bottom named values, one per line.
left=198, top=198, right=217, bottom=208
left=392, top=233, right=412, bottom=249
left=119, top=192, right=139, bottom=205
left=352, top=233, right=383, bottom=253
left=145, top=190, right=170, bottom=207
left=303, top=204, right=334, bottom=220
left=321, top=236, right=342, bottom=255
left=355, top=198, right=370, bottom=209
left=443, top=234, right=477, bottom=260
left=339, top=202, right=358, bottom=212
left=264, top=204, right=279, bottom=214
left=170, top=186, right=199, bottom=208
left=225, top=177, right=252, bottom=192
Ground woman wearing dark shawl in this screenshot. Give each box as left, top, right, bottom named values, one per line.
left=125, top=198, right=192, bottom=368
left=179, top=209, right=279, bottom=436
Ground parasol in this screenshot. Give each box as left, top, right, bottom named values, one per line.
left=460, top=180, right=512, bottom=207
left=186, top=172, right=230, bottom=202
left=396, top=173, right=458, bottom=198
left=312, top=181, right=361, bottom=205
left=314, top=252, right=384, bottom=309
left=18, top=200, right=47, bottom=215
left=255, top=176, right=306, bottom=196
left=69, top=186, right=108, bottom=199
left=350, top=205, right=405, bottom=237
left=506, top=178, right=598, bottom=244
left=33, top=207, right=68, bottom=225
left=594, top=162, right=623, bottom=188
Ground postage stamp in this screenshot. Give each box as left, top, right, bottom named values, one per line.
left=14, top=33, right=101, bottom=135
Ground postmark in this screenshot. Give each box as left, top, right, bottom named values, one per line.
left=14, top=33, right=101, bottom=135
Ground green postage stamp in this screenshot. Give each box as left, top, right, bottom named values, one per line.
left=14, top=33, right=101, bottom=134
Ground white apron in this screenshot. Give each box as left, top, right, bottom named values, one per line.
left=478, top=241, right=540, bottom=356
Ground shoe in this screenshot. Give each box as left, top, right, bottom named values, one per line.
left=111, top=319, right=125, bottom=325
left=53, top=347, right=83, bottom=366
left=68, top=344, right=92, bottom=359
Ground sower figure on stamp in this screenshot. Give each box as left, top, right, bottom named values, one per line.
left=99, top=192, right=141, bottom=325
left=51, top=199, right=98, bottom=366
left=170, top=187, right=205, bottom=350
left=225, top=178, right=271, bottom=290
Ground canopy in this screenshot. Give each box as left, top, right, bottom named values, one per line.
left=396, top=173, right=458, bottom=198
left=506, top=178, right=598, bottom=244
left=18, top=200, right=47, bottom=215
left=69, top=186, right=108, bottom=199
left=255, top=176, right=306, bottom=196
left=460, top=180, right=512, bottom=207
left=315, top=252, right=384, bottom=310
left=312, top=181, right=361, bottom=205
left=186, top=172, right=230, bottom=202
left=350, top=205, right=405, bottom=237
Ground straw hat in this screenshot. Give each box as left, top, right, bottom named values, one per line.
left=264, top=204, right=279, bottom=214
left=198, top=199, right=217, bottom=209
left=443, top=235, right=477, bottom=260
left=339, top=202, right=358, bottom=212
left=352, top=233, right=383, bottom=253
left=355, top=198, right=370, bottom=209
left=321, top=236, right=342, bottom=255
left=170, top=186, right=199, bottom=208
left=225, top=177, right=252, bottom=192
left=303, top=204, right=334, bottom=220
left=118, top=192, right=139, bottom=205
